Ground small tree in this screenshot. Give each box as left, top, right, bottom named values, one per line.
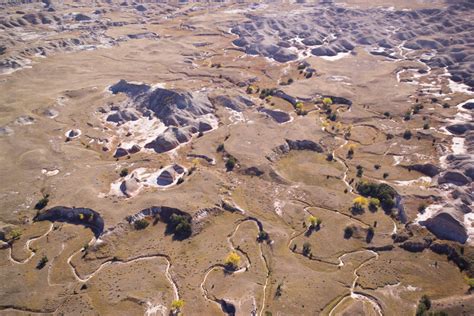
left=368, top=198, right=380, bottom=212
left=120, top=168, right=129, bottom=177
left=366, top=226, right=375, bottom=243
left=416, top=295, right=431, bottom=316
left=225, top=251, right=241, bottom=270
left=344, top=226, right=354, bottom=239
left=37, top=255, right=48, bottom=269
left=225, top=155, right=237, bottom=171
left=302, top=242, right=311, bottom=257
left=403, top=130, right=412, bottom=140
left=347, top=145, right=355, bottom=159
left=356, top=166, right=363, bottom=178
left=171, top=299, right=184, bottom=315
left=351, top=202, right=365, bottom=214
left=275, top=282, right=283, bottom=298
left=322, top=97, right=333, bottom=106
left=257, top=230, right=269, bottom=242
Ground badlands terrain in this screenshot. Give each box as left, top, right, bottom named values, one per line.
left=0, top=0, right=473, bottom=315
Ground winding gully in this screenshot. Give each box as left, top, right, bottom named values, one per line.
left=200, top=217, right=270, bottom=316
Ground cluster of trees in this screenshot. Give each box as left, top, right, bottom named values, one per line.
left=356, top=181, right=396, bottom=210
left=302, top=242, right=312, bottom=257
left=308, top=215, right=322, bottom=229
left=259, top=88, right=277, bottom=100
left=168, top=214, right=192, bottom=239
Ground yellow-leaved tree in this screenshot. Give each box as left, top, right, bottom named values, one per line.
left=353, top=196, right=368, bottom=206
left=171, top=299, right=184, bottom=314
left=224, top=251, right=241, bottom=270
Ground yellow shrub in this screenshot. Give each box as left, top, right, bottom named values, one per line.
left=322, top=97, right=333, bottom=105
left=353, top=196, right=368, bottom=206
left=171, top=299, right=185, bottom=310
left=224, top=251, right=241, bottom=268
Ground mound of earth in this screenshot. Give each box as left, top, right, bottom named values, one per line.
left=108, top=80, right=218, bottom=153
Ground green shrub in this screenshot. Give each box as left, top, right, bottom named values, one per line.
left=403, top=130, right=412, bottom=140
left=423, top=123, right=430, bottom=130
left=7, top=228, right=22, bottom=241
left=226, top=155, right=237, bottom=171
left=216, top=144, right=224, bottom=152
left=134, top=219, right=149, bottom=230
